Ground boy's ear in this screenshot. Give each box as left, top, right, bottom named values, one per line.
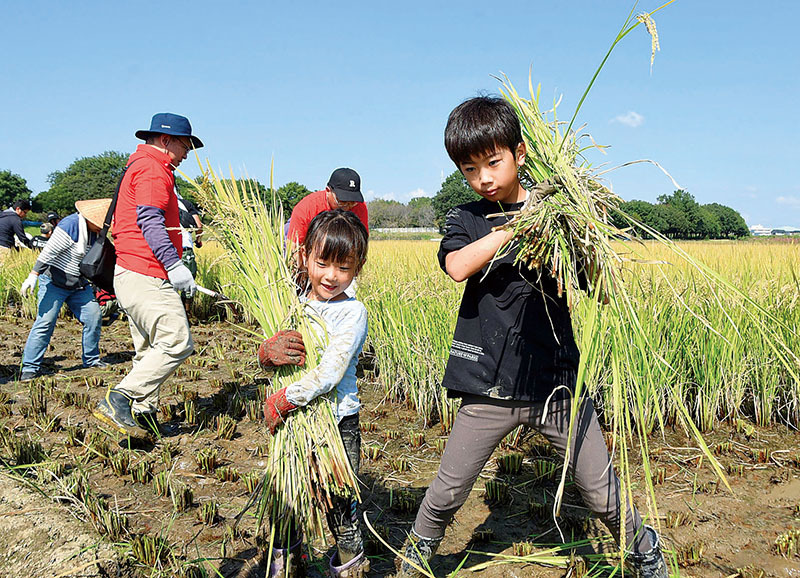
left=515, top=142, right=527, bottom=167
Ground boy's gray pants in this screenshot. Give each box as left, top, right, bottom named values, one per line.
left=412, top=394, right=653, bottom=553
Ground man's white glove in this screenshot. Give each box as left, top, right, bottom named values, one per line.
left=20, top=272, right=38, bottom=297
left=166, top=262, right=197, bottom=297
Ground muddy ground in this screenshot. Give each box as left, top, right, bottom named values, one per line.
left=1, top=311, right=799, bottom=578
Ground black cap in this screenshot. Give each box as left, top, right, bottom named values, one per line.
left=46, top=211, right=60, bottom=223
left=327, top=168, right=363, bottom=203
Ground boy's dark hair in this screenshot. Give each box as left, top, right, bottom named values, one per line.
left=444, top=96, right=523, bottom=166
left=304, top=209, right=368, bottom=274
left=13, top=199, right=31, bottom=211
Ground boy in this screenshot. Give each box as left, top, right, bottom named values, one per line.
left=395, top=97, right=668, bottom=578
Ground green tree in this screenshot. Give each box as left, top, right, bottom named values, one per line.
left=0, top=170, right=32, bottom=209
left=276, top=181, right=312, bottom=218
left=432, top=171, right=478, bottom=232
left=408, top=196, right=435, bottom=228
left=704, top=203, right=750, bottom=238
left=367, top=199, right=409, bottom=228
left=36, top=151, right=129, bottom=214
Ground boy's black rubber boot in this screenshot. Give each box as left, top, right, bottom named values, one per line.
left=626, top=525, right=669, bottom=578
left=93, top=389, right=148, bottom=438
left=133, top=410, right=178, bottom=438
left=395, top=530, right=442, bottom=578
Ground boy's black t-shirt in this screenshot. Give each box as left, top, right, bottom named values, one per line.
left=438, top=198, right=580, bottom=402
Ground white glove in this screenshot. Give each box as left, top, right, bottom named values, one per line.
left=166, top=262, right=197, bottom=297
left=20, top=272, right=39, bottom=297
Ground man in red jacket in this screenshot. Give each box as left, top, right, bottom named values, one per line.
left=286, top=168, right=369, bottom=247
left=93, top=112, right=203, bottom=438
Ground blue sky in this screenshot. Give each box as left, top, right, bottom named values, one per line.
left=1, top=1, right=797, bottom=227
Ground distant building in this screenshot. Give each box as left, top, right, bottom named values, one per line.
left=749, top=225, right=772, bottom=236
left=749, top=224, right=800, bottom=236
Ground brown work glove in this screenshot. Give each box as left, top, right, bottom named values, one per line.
left=257, top=330, right=306, bottom=368
left=263, top=387, right=298, bottom=434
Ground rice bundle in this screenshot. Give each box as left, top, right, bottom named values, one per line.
left=192, top=165, right=359, bottom=544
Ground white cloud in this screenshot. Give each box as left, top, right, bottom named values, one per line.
left=776, top=195, right=800, bottom=208
left=408, top=188, right=431, bottom=199
left=610, top=111, right=644, bottom=128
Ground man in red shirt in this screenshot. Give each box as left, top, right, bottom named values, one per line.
left=93, top=112, right=203, bottom=438
left=287, top=168, right=369, bottom=246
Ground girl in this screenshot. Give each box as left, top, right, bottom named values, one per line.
left=258, top=208, right=370, bottom=578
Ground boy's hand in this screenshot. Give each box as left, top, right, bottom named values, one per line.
left=263, top=387, right=297, bottom=434
left=258, top=330, right=306, bottom=368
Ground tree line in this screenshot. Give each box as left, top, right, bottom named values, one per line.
left=2, top=158, right=749, bottom=240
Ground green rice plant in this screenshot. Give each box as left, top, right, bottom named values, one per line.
left=245, top=399, right=261, bottom=422
left=209, top=377, right=223, bottom=389
left=171, top=482, right=194, bottom=512
left=433, top=438, right=446, bottom=455
left=84, top=376, right=103, bottom=388
left=665, top=511, right=689, bottom=528
left=531, top=459, right=557, bottom=482
left=198, top=500, right=218, bottom=525
left=388, top=488, right=417, bottom=513
left=33, top=413, right=60, bottom=433
left=228, top=393, right=245, bottom=418
left=194, top=447, right=218, bottom=474
left=159, top=403, right=177, bottom=421
left=153, top=471, right=169, bottom=497
left=713, top=441, right=733, bottom=456
left=390, top=457, right=410, bottom=473
left=132, top=460, right=153, bottom=484
left=28, top=382, right=47, bottom=415
left=407, top=432, right=424, bottom=448
left=182, top=389, right=198, bottom=401
left=215, top=414, right=237, bottom=440
left=484, top=480, right=509, bottom=504
left=360, top=421, right=377, bottom=433
left=774, top=529, right=800, bottom=557
left=185, top=369, right=200, bottom=382
left=130, top=534, right=173, bottom=567
left=363, top=444, right=381, bottom=461
left=512, top=542, right=535, bottom=557
left=750, top=448, right=770, bottom=464
left=528, top=499, right=548, bottom=520
left=184, top=399, right=197, bottom=425
left=85, top=431, right=110, bottom=462
left=471, top=528, right=494, bottom=544
left=383, top=429, right=401, bottom=441
left=216, top=465, right=240, bottom=483
left=652, top=467, right=667, bottom=485
left=160, top=441, right=179, bottom=466
left=241, top=471, right=260, bottom=493
left=727, top=463, right=745, bottom=477
left=110, top=450, right=131, bottom=476
left=735, top=566, right=766, bottom=578
left=13, top=437, right=46, bottom=466
left=64, top=469, right=89, bottom=501
left=676, top=541, right=705, bottom=566
left=100, top=507, right=129, bottom=541
left=36, top=460, right=66, bottom=482
left=496, top=452, right=524, bottom=475
left=73, top=392, right=91, bottom=410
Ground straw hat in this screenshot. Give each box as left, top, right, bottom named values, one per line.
left=75, top=198, right=113, bottom=230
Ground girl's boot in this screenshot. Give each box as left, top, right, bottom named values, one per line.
left=269, top=539, right=305, bottom=578
left=626, top=526, right=669, bottom=578
left=395, top=529, right=442, bottom=578
left=328, top=549, right=370, bottom=577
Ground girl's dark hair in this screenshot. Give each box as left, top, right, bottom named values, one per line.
left=304, top=209, right=368, bottom=273
left=444, top=96, right=523, bottom=166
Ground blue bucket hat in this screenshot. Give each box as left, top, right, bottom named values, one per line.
left=135, top=112, right=204, bottom=149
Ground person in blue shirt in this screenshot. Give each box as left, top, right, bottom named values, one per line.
left=258, top=209, right=370, bottom=578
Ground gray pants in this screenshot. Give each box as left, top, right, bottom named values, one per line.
left=413, top=395, right=652, bottom=552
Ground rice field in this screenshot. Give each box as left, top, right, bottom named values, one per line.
left=0, top=237, right=799, bottom=577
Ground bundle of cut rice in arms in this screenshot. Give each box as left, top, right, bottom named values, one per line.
left=193, top=165, right=359, bottom=544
